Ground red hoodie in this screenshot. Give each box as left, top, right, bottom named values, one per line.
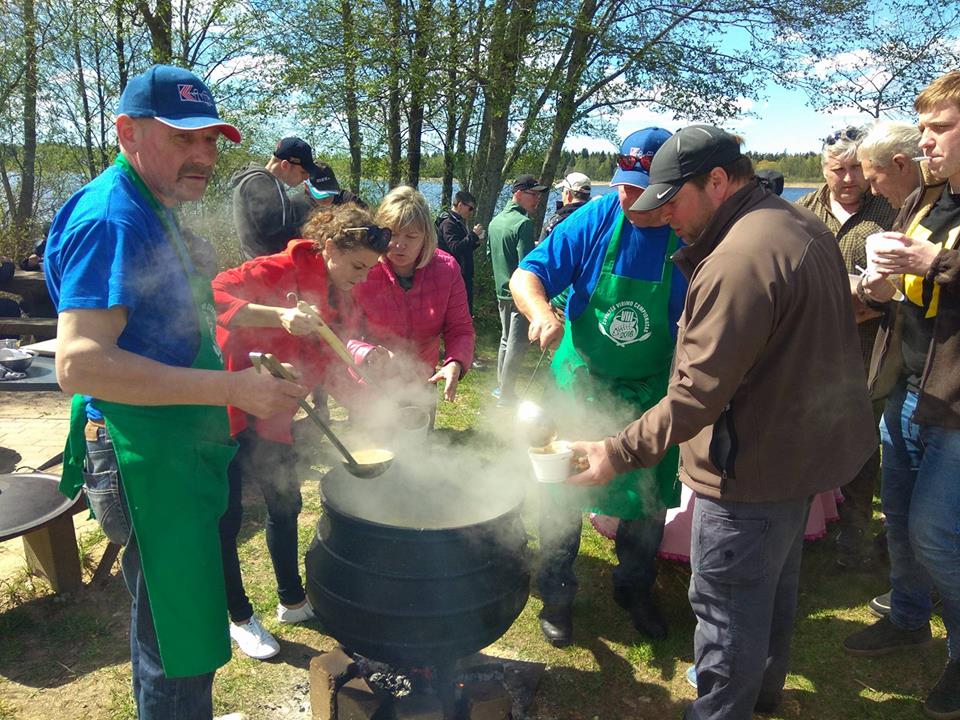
left=212, top=239, right=361, bottom=443
left=349, top=249, right=475, bottom=377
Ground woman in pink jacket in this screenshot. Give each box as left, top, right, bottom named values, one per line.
left=351, top=186, right=475, bottom=410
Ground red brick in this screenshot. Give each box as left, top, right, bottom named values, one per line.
left=309, top=649, right=358, bottom=720
left=337, top=676, right=382, bottom=720
left=464, top=680, right=511, bottom=720
left=393, top=694, right=443, bottom=720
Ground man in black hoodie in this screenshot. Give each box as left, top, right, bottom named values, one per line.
left=436, top=190, right=484, bottom=315
left=231, top=137, right=323, bottom=260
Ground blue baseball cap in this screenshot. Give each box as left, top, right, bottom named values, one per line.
left=610, top=127, right=672, bottom=188
left=117, top=64, right=241, bottom=143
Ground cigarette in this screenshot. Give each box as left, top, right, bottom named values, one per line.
left=912, top=156, right=927, bottom=161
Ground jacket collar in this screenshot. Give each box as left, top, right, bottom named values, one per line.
left=504, top=199, right=529, bottom=217
left=672, top=178, right=767, bottom=277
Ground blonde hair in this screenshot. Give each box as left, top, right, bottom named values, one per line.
left=374, top=185, right=437, bottom=270
left=300, top=203, right=378, bottom=252
left=858, top=121, right=921, bottom=167
left=916, top=71, right=960, bottom=114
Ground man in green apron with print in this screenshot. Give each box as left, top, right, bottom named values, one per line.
left=511, top=128, right=686, bottom=647
left=44, top=65, right=305, bottom=719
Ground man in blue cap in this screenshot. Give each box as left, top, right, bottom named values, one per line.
left=510, top=128, right=687, bottom=646
left=45, top=64, right=304, bottom=719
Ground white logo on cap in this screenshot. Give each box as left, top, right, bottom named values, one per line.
left=656, top=189, right=672, bottom=199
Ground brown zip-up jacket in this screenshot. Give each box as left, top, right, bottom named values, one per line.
left=606, top=180, right=876, bottom=502
left=866, top=172, right=960, bottom=428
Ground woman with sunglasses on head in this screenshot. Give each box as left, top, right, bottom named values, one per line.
left=211, top=202, right=389, bottom=660
left=350, top=185, right=475, bottom=416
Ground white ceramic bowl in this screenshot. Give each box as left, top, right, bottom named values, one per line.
left=528, top=441, right=573, bottom=484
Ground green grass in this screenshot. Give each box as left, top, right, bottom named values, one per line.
left=0, top=328, right=948, bottom=719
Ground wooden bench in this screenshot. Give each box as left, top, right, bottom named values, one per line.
left=0, top=317, right=57, bottom=339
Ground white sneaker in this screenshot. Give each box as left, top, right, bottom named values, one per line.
left=230, top=615, right=280, bottom=660
left=276, top=598, right=315, bottom=624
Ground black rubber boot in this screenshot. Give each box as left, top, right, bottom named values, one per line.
left=539, top=604, right=573, bottom=648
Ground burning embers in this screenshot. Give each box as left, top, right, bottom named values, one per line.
left=308, top=647, right=543, bottom=720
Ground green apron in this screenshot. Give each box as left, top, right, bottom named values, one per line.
left=550, top=213, right=681, bottom=519
left=59, top=156, right=237, bottom=678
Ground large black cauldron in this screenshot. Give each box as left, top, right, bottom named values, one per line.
left=305, top=462, right=529, bottom=665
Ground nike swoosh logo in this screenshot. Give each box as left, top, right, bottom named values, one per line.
left=656, top=189, right=671, bottom=199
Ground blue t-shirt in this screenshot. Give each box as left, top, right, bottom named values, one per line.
left=519, top=192, right=687, bottom=338
left=45, top=165, right=200, bottom=418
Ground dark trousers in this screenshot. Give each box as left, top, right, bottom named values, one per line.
left=685, top=494, right=811, bottom=720
left=838, top=398, right=885, bottom=547
left=537, top=484, right=666, bottom=607
left=219, top=430, right=305, bottom=623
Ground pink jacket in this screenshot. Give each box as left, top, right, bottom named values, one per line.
left=350, top=249, right=475, bottom=377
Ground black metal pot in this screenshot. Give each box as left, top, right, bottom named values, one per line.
left=305, top=463, right=530, bottom=666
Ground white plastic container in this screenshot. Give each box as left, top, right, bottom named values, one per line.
left=528, top=441, right=573, bottom=484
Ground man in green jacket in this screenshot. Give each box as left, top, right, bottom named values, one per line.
left=489, top=174, right=547, bottom=406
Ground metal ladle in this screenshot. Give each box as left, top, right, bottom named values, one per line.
left=514, top=348, right=557, bottom=448
left=249, top=352, right=393, bottom=479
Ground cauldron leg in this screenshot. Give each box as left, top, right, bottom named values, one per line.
left=435, top=662, right=459, bottom=719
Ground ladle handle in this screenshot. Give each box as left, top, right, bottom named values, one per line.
left=250, top=352, right=361, bottom=469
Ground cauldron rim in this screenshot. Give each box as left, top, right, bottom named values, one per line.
left=318, top=488, right=524, bottom=533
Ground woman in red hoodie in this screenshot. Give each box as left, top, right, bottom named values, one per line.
left=212, top=203, right=390, bottom=660
left=351, top=186, right=475, bottom=413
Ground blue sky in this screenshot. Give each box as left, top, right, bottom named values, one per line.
left=565, top=81, right=886, bottom=156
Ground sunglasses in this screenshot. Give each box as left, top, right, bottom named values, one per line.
left=617, top=152, right=655, bottom=172
left=462, top=203, right=476, bottom=212
left=344, top=225, right=392, bottom=252
left=824, top=126, right=863, bottom=146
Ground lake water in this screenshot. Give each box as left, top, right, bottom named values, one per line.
left=411, top=180, right=815, bottom=215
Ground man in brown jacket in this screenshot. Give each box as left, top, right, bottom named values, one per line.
left=846, top=71, right=960, bottom=720
left=569, top=124, right=875, bottom=720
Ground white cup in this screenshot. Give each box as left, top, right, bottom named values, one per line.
left=865, top=232, right=906, bottom=275
left=528, top=441, right=573, bottom=483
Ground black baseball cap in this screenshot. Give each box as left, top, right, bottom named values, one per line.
left=273, top=137, right=321, bottom=177
left=512, top=174, right=548, bottom=193
left=631, top=125, right=742, bottom=212
left=306, top=162, right=340, bottom=199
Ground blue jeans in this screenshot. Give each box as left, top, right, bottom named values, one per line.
left=537, top=483, right=666, bottom=606
left=85, top=424, right=215, bottom=719
left=686, top=494, right=810, bottom=720
left=881, top=384, right=960, bottom=659
left=496, top=299, right=530, bottom=403
left=219, top=430, right=305, bottom=622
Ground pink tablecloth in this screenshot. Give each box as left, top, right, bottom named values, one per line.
left=655, top=484, right=842, bottom=563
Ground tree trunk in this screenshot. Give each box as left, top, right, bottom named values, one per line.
left=385, top=0, right=404, bottom=188
left=440, top=0, right=460, bottom=206
left=135, top=0, right=172, bottom=64
left=14, top=0, right=39, bottom=247
left=406, top=0, right=434, bottom=188
left=341, top=0, right=362, bottom=193
left=71, top=4, right=97, bottom=180
left=532, top=0, right=598, bottom=230
left=115, top=0, right=128, bottom=93
left=473, top=0, right=538, bottom=228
